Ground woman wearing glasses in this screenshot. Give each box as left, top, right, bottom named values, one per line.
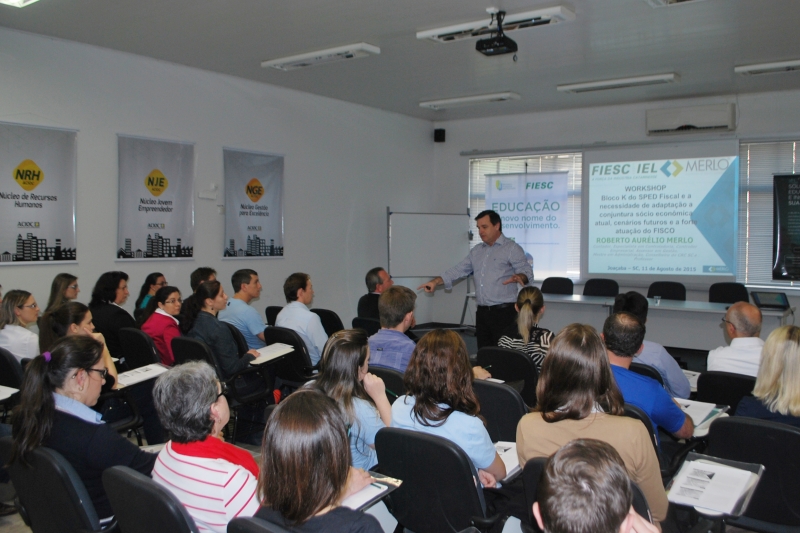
left=140, top=286, right=183, bottom=366
left=0, top=290, right=40, bottom=362
left=44, top=273, right=80, bottom=313
left=10, top=336, right=157, bottom=520
left=134, top=272, right=168, bottom=311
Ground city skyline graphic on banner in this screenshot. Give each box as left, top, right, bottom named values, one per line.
left=223, top=234, right=284, bottom=257
left=1, top=232, right=76, bottom=262
left=117, top=233, right=193, bottom=259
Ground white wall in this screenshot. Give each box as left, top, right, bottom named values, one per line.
left=0, top=28, right=438, bottom=325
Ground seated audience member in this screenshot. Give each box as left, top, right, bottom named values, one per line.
left=311, top=329, right=391, bottom=470
left=534, top=439, right=658, bottom=533
left=182, top=280, right=260, bottom=380
left=604, top=312, right=693, bottom=442
left=140, top=286, right=182, bottom=366
left=88, top=271, right=136, bottom=358
left=44, top=273, right=80, bottom=313
left=180, top=266, right=217, bottom=319
left=516, top=323, right=667, bottom=524
left=497, top=286, right=553, bottom=372
left=707, top=301, right=764, bottom=377
left=735, top=325, right=800, bottom=427
left=151, top=362, right=259, bottom=532
left=219, top=269, right=267, bottom=350
left=0, top=290, right=40, bottom=362
left=357, top=267, right=393, bottom=320
left=256, top=389, right=380, bottom=532
left=10, top=336, right=157, bottom=519
left=612, top=291, right=690, bottom=398
left=134, top=272, right=167, bottom=310
left=392, top=329, right=506, bottom=487
left=367, top=285, right=417, bottom=372
left=275, top=273, right=328, bottom=366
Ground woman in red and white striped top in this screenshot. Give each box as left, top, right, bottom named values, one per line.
left=151, top=361, right=259, bottom=533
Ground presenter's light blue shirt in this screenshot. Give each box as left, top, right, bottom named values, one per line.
left=442, top=234, right=533, bottom=306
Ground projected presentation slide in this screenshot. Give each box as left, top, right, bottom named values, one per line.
left=588, top=156, right=738, bottom=276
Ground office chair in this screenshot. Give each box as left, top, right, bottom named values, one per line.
left=103, top=466, right=199, bottom=533
left=583, top=278, right=619, bottom=297
left=0, top=436, right=117, bottom=533
left=629, top=362, right=665, bottom=386
left=223, top=322, right=250, bottom=356
left=708, top=282, right=749, bottom=304
left=118, top=328, right=160, bottom=369
left=228, top=517, right=294, bottom=533
left=352, top=317, right=381, bottom=336
left=707, top=417, right=800, bottom=532
left=368, top=365, right=405, bottom=404
left=476, top=346, right=539, bottom=407
left=375, top=428, right=507, bottom=533
left=265, top=306, right=282, bottom=327
left=695, top=371, right=755, bottom=413
left=540, top=277, right=573, bottom=295
left=262, top=326, right=317, bottom=390
left=310, top=308, right=345, bottom=337
left=473, top=379, right=528, bottom=443
left=0, top=347, right=23, bottom=421
left=647, top=281, right=686, bottom=301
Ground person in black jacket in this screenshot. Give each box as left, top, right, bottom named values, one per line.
left=10, top=335, right=157, bottom=519
left=88, top=271, right=136, bottom=359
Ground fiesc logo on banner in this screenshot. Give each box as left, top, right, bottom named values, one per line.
left=14, top=159, right=44, bottom=191
left=145, top=169, right=169, bottom=196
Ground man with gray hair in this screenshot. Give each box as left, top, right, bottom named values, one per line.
left=357, top=267, right=393, bottom=320
left=707, top=301, right=764, bottom=377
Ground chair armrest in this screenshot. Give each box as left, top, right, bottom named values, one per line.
left=471, top=513, right=507, bottom=533
left=666, top=438, right=708, bottom=480
left=224, top=367, right=271, bottom=404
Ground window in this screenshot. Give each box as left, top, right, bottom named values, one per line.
left=468, top=153, right=582, bottom=277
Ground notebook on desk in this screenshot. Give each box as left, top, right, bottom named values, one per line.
left=251, top=343, right=293, bottom=365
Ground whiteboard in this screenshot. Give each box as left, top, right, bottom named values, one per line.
left=389, top=212, right=470, bottom=278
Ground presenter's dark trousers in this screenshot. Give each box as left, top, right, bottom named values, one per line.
left=476, top=303, right=517, bottom=349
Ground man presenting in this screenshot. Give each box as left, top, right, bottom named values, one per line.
left=219, top=269, right=267, bottom=350
left=707, top=301, right=763, bottom=377
left=358, top=267, right=393, bottom=320
left=418, top=210, right=532, bottom=348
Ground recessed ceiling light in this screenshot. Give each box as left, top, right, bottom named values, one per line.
left=261, top=43, right=380, bottom=71
left=419, top=92, right=521, bottom=110
left=557, top=73, right=679, bottom=93
left=734, top=59, right=800, bottom=76
left=0, top=0, right=41, bottom=7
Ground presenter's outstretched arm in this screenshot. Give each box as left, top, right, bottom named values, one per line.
left=502, top=273, right=528, bottom=286
left=418, top=277, right=444, bottom=293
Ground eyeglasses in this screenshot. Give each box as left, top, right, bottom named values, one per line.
left=86, top=367, right=108, bottom=380
left=18, top=302, right=38, bottom=309
left=721, top=318, right=736, bottom=329
left=165, top=298, right=182, bottom=304
left=67, top=284, right=79, bottom=290
left=217, top=383, right=229, bottom=400
left=156, top=281, right=169, bottom=287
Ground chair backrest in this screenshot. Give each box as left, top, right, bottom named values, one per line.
left=476, top=346, right=539, bottom=407
left=375, top=427, right=488, bottom=533
left=310, top=308, right=345, bottom=337
left=540, top=277, right=573, bottom=295
left=265, top=306, right=283, bottom=327
left=119, top=327, right=161, bottom=369
left=368, top=365, right=405, bottom=404
left=171, top=336, right=218, bottom=368
left=708, top=282, right=749, bottom=304
left=472, top=379, right=527, bottom=442
left=0, top=347, right=24, bottom=389
left=647, top=281, right=686, bottom=301
left=352, top=317, right=381, bottom=336
left=622, top=404, right=659, bottom=458
left=707, top=417, right=800, bottom=527
left=228, top=516, right=294, bottom=533
left=695, top=371, right=755, bottom=413
left=103, top=465, right=200, bottom=533
left=0, top=436, right=104, bottom=533
left=583, top=278, right=619, bottom=297
left=223, top=322, right=250, bottom=356
left=629, top=362, right=664, bottom=386
left=262, top=326, right=314, bottom=383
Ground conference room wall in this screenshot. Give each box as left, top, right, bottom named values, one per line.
left=0, top=27, right=442, bottom=327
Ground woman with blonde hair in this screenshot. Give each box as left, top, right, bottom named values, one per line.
left=45, top=273, right=80, bottom=313
left=735, top=325, right=800, bottom=427
left=497, top=286, right=553, bottom=371
left=0, top=290, right=40, bottom=362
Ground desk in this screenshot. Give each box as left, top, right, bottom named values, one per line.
left=539, top=295, right=614, bottom=338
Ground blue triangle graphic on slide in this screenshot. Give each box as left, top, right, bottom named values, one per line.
left=691, top=164, right=737, bottom=271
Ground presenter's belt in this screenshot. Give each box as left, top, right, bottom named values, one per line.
left=477, top=303, right=515, bottom=311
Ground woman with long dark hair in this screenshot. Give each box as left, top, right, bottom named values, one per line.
left=310, top=329, right=391, bottom=470
left=391, top=329, right=506, bottom=487
left=515, top=323, right=667, bottom=525
left=134, top=272, right=167, bottom=310
left=88, top=271, right=135, bottom=358
left=10, top=336, right=156, bottom=519
left=255, top=390, right=380, bottom=532
left=140, top=285, right=182, bottom=366
left=44, top=273, right=80, bottom=313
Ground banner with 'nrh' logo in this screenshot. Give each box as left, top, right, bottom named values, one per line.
left=0, top=122, right=77, bottom=265
left=223, top=148, right=284, bottom=259
left=117, top=135, right=195, bottom=260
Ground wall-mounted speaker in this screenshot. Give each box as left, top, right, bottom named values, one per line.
left=434, top=129, right=445, bottom=143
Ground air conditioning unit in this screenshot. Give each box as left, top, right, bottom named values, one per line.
left=416, top=6, right=575, bottom=43
left=646, top=103, right=736, bottom=136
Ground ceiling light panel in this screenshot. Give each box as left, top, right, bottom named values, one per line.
left=734, top=59, right=800, bottom=76
left=419, top=92, right=521, bottom=110
left=261, top=43, right=380, bottom=71
left=557, top=73, right=679, bottom=93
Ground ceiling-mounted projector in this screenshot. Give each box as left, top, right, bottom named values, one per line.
left=476, top=10, right=517, bottom=56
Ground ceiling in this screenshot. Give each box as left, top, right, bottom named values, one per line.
left=1, top=0, right=800, bottom=121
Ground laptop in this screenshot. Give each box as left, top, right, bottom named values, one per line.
left=750, top=291, right=790, bottom=310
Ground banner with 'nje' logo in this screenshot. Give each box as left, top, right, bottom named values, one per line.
left=223, top=148, right=284, bottom=258
left=0, top=122, right=77, bottom=264
left=117, top=135, right=195, bottom=260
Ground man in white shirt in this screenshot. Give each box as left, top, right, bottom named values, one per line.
left=707, top=301, right=763, bottom=377
left=275, top=273, right=328, bottom=365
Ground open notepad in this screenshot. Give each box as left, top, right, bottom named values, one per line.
left=495, top=441, right=520, bottom=483
left=340, top=472, right=401, bottom=511
left=668, top=453, right=763, bottom=515
left=116, top=363, right=169, bottom=387
left=251, top=343, right=294, bottom=365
